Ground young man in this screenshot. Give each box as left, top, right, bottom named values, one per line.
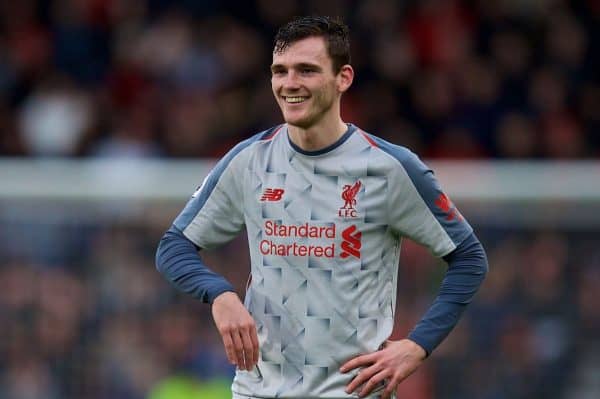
left=156, top=16, right=487, bottom=399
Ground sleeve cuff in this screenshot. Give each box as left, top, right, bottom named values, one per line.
left=407, top=333, right=432, bottom=357
left=207, top=285, right=236, bottom=304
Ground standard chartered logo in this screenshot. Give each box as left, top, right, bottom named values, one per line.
left=258, top=221, right=361, bottom=259
left=340, top=225, right=361, bottom=259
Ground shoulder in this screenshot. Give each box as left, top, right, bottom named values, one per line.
left=243, top=124, right=285, bottom=145
left=221, top=124, right=285, bottom=164
left=356, top=128, right=426, bottom=171
left=231, top=124, right=284, bottom=152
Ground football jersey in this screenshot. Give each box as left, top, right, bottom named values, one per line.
left=174, top=124, right=472, bottom=398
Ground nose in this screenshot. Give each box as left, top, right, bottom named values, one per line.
left=282, top=70, right=301, bottom=90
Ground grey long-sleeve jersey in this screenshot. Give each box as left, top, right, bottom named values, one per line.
left=159, top=124, right=486, bottom=398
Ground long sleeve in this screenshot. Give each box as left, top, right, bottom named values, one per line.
left=155, top=225, right=235, bottom=304
left=407, top=232, right=488, bottom=355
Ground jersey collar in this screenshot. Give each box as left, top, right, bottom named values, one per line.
left=287, top=124, right=357, bottom=156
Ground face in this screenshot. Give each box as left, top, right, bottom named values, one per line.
left=271, top=36, right=352, bottom=129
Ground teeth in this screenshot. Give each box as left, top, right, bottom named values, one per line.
left=285, top=96, right=307, bottom=103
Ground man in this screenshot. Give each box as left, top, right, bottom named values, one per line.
left=156, top=16, right=487, bottom=399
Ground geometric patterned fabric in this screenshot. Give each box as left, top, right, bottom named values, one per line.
left=174, top=124, right=472, bottom=398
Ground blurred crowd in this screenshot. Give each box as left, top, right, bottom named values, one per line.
left=1, top=1, right=600, bottom=399
left=1, top=205, right=599, bottom=399
left=0, top=0, right=598, bottom=159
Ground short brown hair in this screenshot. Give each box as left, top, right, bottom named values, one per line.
left=274, top=16, right=351, bottom=73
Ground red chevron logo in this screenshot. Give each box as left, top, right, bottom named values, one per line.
left=340, top=225, right=361, bottom=259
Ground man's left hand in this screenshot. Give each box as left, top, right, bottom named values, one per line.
left=340, top=339, right=426, bottom=398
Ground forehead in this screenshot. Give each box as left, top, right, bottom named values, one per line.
left=272, top=36, right=331, bottom=67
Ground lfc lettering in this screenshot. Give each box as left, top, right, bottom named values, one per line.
left=338, top=208, right=358, bottom=218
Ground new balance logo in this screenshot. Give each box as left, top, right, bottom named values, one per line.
left=340, top=225, right=361, bottom=259
left=260, top=188, right=285, bottom=202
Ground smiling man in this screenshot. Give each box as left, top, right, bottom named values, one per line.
left=156, top=16, right=488, bottom=399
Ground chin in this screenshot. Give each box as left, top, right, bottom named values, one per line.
left=285, top=118, right=314, bottom=129
left=283, top=113, right=312, bottom=128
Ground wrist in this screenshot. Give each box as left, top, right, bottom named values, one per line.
left=211, top=290, right=237, bottom=306
left=405, top=338, right=427, bottom=360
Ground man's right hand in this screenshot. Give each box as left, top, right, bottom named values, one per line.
left=211, top=291, right=259, bottom=371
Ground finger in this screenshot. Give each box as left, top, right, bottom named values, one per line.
left=340, top=352, right=378, bottom=373
left=345, top=364, right=380, bottom=394
left=231, top=330, right=245, bottom=368
left=359, top=369, right=390, bottom=398
left=382, top=376, right=401, bottom=399
left=221, top=332, right=236, bottom=365
left=240, top=328, right=255, bottom=370
left=250, top=324, right=260, bottom=365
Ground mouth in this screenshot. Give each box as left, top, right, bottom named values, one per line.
left=283, top=96, right=309, bottom=104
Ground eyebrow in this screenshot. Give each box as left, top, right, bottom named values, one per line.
left=270, top=62, right=323, bottom=72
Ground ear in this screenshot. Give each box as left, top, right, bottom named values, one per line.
left=337, top=65, right=354, bottom=93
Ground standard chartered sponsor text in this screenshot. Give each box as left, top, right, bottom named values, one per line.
left=260, top=220, right=336, bottom=258
left=263, top=220, right=335, bottom=238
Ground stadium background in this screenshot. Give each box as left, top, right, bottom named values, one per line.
left=0, top=0, right=598, bottom=398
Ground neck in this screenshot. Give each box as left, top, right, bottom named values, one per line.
left=287, top=117, right=348, bottom=152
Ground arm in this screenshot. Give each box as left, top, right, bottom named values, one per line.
left=408, top=232, right=488, bottom=355
left=156, top=134, right=272, bottom=370
left=341, top=233, right=488, bottom=398
left=156, top=225, right=235, bottom=303
left=156, top=225, right=259, bottom=370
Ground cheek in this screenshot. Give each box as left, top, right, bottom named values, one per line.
left=316, top=82, right=336, bottom=104
left=271, top=77, right=283, bottom=93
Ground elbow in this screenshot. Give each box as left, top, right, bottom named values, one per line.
left=470, top=239, right=489, bottom=284
left=477, top=257, right=489, bottom=288
left=478, top=242, right=489, bottom=279
left=155, top=234, right=169, bottom=275
left=482, top=252, right=489, bottom=277
left=155, top=228, right=180, bottom=276
left=155, top=226, right=200, bottom=277
left=467, top=233, right=489, bottom=279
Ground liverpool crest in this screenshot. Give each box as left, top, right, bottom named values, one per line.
left=338, top=180, right=361, bottom=218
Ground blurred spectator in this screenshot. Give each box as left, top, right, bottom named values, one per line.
left=90, top=99, right=163, bottom=158
left=541, top=113, right=586, bottom=158
left=545, top=13, right=588, bottom=73
left=18, top=74, right=93, bottom=156
left=577, top=84, right=599, bottom=156
left=494, top=112, right=538, bottom=158
left=406, top=0, right=474, bottom=70
left=0, top=353, right=61, bottom=399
